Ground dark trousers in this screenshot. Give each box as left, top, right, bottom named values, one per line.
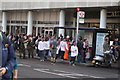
left=82, top=48, right=87, bottom=63
left=70, top=57, right=76, bottom=64
left=60, top=51, right=65, bottom=59
left=77, top=50, right=83, bottom=63
left=28, top=49, right=34, bottom=58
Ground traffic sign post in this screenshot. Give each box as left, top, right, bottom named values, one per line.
left=76, top=8, right=85, bottom=43
left=76, top=11, right=80, bottom=43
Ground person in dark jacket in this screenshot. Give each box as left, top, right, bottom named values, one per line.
left=19, top=35, right=26, bottom=59
left=27, top=36, right=34, bottom=58
left=0, top=30, right=16, bottom=80
left=77, top=36, right=83, bottom=63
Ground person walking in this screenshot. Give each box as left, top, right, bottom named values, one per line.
left=19, top=34, right=26, bottom=59
left=59, top=38, right=68, bottom=59
left=38, top=38, right=45, bottom=61
left=64, top=36, right=70, bottom=60
left=27, top=35, right=34, bottom=58
left=44, top=37, right=50, bottom=60
left=70, top=41, right=78, bottom=66
left=50, top=36, right=57, bottom=64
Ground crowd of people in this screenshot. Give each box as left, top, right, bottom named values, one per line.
left=6, top=33, right=89, bottom=66
left=6, top=33, right=120, bottom=65
left=1, top=30, right=120, bottom=80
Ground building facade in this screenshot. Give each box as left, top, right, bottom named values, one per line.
left=0, top=0, right=120, bottom=40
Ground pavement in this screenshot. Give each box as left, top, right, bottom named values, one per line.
left=15, top=51, right=120, bottom=80
left=18, top=57, right=119, bottom=79
left=19, top=54, right=120, bottom=69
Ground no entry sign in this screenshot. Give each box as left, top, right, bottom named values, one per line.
left=77, top=11, right=85, bottom=23
left=79, top=11, right=85, bottom=18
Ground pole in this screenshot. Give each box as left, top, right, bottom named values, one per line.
left=76, top=12, right=79, bottom=43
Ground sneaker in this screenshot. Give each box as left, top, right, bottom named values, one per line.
left=51, top=62, right=55, bottom=65
left=40, top=60, right=43, bottom=62
left=40, top=60, right=44, bottom=62
left=72, top=64, right=75, bottom=66
left=53, top=63, right=55, bottom=65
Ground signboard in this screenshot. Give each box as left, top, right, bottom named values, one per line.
left=79, top=11, right=85, bottom=18
left=79, top=19, right=85, bottom=23
left=78, top=11, right=85, bottom=23
left=107, top=11, right=120, bottom=17
left=95, top=33, right=109, bottom=55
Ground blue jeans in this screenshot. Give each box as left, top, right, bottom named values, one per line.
left=39, top=50, right=44, bottom=60
left=44, top=50, right=49, bottom=59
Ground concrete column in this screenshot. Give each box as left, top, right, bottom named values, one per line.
left=100, top=9, right=107, bottom=28
left=9, top=25, right=11, bottom=34
left=36, top=26, right=38, bottom=36
left=59, top=10, right=65, bottom=37
left=27, top=11, right=33, bottom=35
left=2, top=12, right=7, bottom=32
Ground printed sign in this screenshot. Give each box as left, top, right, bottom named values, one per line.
left=95, top=33, right=109, bottom=55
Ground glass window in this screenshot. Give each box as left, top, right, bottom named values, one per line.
left=7, top=20, right=10, bottom=23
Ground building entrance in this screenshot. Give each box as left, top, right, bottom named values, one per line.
left=44, top=29, right=54, bottom=36
left=10, top=26, right=27, bottom=34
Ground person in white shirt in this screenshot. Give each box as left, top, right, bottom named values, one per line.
left=44, top=37, right=50, bottom=60
left=70, top=41, right=78, bottom=66
left=59, top=38, right=68, bottom=59
left=38, top=38, right=45, bottom=61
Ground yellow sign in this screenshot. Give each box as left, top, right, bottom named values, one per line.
left=107, top=11, right=120, bottom=17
